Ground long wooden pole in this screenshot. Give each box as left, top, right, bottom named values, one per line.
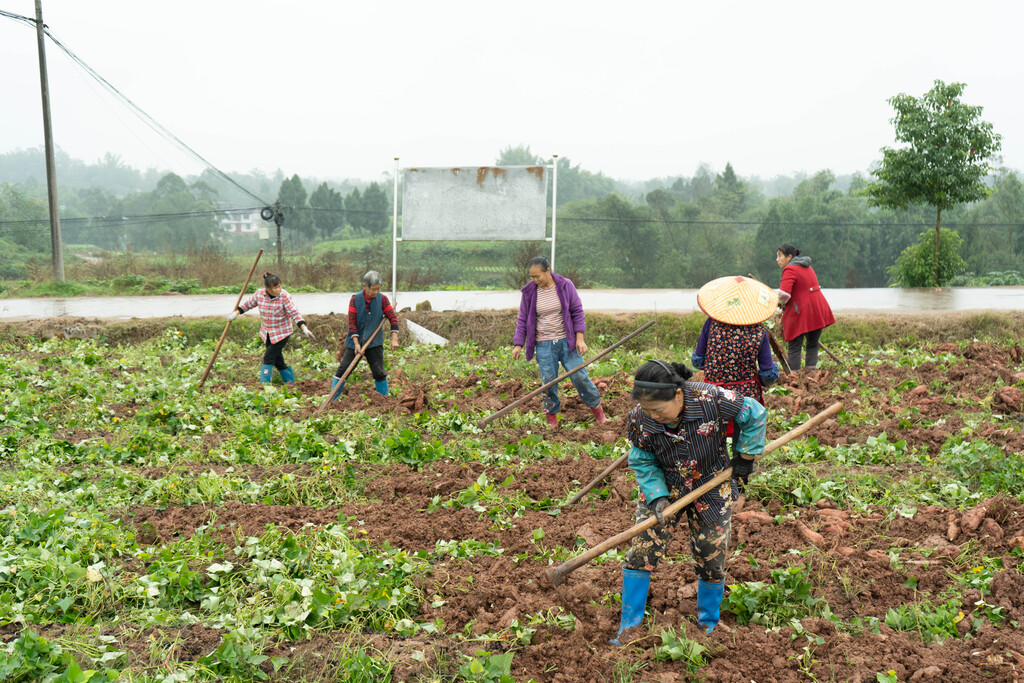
left=546, top=401, right=842, bottom=587
left=817, top=341, right=848, bottom=373
left=765, top=327, right=793, bottom=375
left=745, top=273, right=791, bottom=375
left=312, top=318, right=388, bottom=416
left=566, top=452, right=629, bottom=505
left=198, top=249, right=263, bottom=388
left=477, top=320, right=655, bottom=430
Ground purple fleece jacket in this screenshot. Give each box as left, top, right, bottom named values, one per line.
left=512, top=273, right=586, bottom=361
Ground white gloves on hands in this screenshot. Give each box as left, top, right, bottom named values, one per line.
left=226, top=311, right=239, bottom=322
left=302, top=326, right=315, bottom=341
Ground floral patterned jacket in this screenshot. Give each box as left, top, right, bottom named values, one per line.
left=626, top=382, right=767, bottom=524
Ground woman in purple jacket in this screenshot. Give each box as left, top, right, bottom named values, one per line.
left=512, top=256, right=607, bottom=428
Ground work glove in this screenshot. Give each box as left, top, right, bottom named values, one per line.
left=301, top=326, right=315, bottom=341
left=649, top=496, right=671, bottom=527
left=226, top=311, right=238, bottom=322
left=731, top=452, right=755, bottom=487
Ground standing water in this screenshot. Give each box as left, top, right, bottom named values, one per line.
left=1, top=287, right=1023, bottom=321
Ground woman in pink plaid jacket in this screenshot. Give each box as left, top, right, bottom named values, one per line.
left=229, top=272, right=315, bottom=385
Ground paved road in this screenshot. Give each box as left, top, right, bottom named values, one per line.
left=0, top=287, right=1021, bottom=321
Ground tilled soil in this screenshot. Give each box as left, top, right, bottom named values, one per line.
left=115, top=341, right=1024, bottom=680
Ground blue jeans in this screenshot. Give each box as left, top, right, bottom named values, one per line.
left=535, top=338, right=602, bottom=415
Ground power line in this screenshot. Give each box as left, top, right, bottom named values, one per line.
left=0, top=8, right=35, bottom=27
left=2, top=206, right=1022, bottom=235
left=2, top=8, right=269, bottom=206
left=39, top=27, right=268, bottom=206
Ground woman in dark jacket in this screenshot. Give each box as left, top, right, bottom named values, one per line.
left=511, top=256, right=606, bottom=428
left=611, top=360, right=766, bottom=644
left=776, top=243, right=835, bottom=371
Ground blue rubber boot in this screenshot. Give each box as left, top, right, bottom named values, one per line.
left=259, top=364, right=274, bottom=383
left=279, top=366, right=296, bottom=384
left=696, top=579, right=725, bottom=633
left=374, top=379, right=389, bottom=396
left=610, top=568, right=650, bottom=646
left=330, top=377, right=344, bottom=401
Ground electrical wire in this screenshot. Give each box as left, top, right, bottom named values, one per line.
left=39, top=27, right=270, bottom=207
left=0, top=8, right=35, bottom=27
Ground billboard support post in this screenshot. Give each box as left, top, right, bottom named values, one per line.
left=392, top=157, right=399, bottom=305
left=551, top=154, right=558, bottom=271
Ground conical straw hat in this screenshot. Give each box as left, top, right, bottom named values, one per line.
left=697, top=276, right=778, bottom=325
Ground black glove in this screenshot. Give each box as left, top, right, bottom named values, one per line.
left=649, top=497, right=670, bottom=527
left=731, top=452, right=755, bottom=487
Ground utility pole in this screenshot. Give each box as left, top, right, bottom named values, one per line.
left=35, top=0, right=64, bottom=282
left=274, top=201, right=283, bottom=271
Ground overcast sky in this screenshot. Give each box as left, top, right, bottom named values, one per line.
left=2, top=0, right=1022, bottom=187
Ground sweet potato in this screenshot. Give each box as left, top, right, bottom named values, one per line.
left=735, top=511, right=773, bottom=525
left=961, top=504, right=988, bottom=532
left=981, top=518, right=1004, bottom=539
left=797, top=521, right=824, bottom=546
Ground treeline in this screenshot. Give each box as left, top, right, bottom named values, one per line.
left=1, top=146, right=1023, bottom=287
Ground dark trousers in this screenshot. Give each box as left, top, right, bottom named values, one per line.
left=787, top=328, right=822, bottom=370
left=335, top=345, right=387, bottom=381
left=263, top=336, right=290, bottom=371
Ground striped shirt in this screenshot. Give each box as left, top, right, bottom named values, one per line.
left=238, top=289, right=305, bottom=344
left=535, top=285, right=564, bottom=342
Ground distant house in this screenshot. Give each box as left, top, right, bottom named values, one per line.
left=219, top=209, right=265, bottom=234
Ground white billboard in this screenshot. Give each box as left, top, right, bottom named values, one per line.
left=401, top=166, right=548, bottom=241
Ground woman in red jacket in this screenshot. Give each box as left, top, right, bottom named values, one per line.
left=775, top=243, right=835, bottom=371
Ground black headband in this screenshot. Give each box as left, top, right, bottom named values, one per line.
left=651, top=360, right=675, bottom=376
left=633, top=380, right=678, bottom=390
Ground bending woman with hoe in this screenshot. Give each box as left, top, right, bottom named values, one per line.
left=229, top=271, right=315, bottom=386
left=612, top=360, right=766, bottom=644
left=775, top=243, right=835, bottom=373
left=511, top=256, right=606, bottom=428
left=692, top=275, right=779, bottom=406
left=331, top=270, right=399, bottom=398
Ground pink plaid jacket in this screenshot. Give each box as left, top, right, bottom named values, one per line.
left=239, top=289, right=305, bottom=343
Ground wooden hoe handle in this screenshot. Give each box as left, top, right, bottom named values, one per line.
left=545, top=401, right=843, bottom=587
left=312, top=318, right=388, bottom=416
left=198, top=249, right=263, bottom=388
left=477, top=321, right=655, bottom=430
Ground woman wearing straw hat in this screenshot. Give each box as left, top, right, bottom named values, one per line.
left=691, top=275, right=780, bottom=406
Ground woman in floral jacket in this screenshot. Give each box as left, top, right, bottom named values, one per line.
left=611, top=360, right=766, bottom=644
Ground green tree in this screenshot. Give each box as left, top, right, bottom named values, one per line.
left=889, top=228, right=966, bottom=287
left=711, top=162, right=746, bottom=218
left=864, top=79, right=1002, bottom=286
left=0, top=183, right=50, bottom=267
left=496, top=144, right=541, bottom=165
left=115, top=173, right=219, bottom=252
left=361, top=182, right=391, bottom=235
left=345, top=187, right=364, bottom=231
left=309, top=182, right=344, bottom=240
left=992, top=171, right=1024, bottom=256
left=277, top=175, right=313, bottom=247
left=595, top=195, right=660, bottom=287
